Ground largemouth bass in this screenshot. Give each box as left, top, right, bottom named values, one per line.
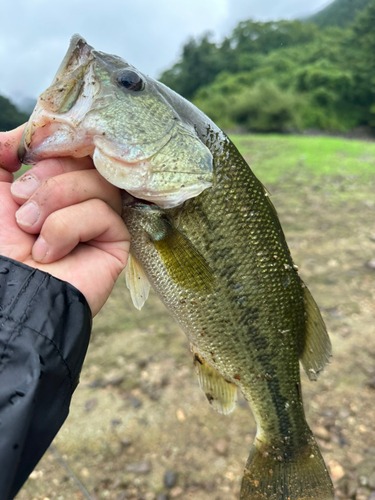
left=19, top=35, right=334, bottom=500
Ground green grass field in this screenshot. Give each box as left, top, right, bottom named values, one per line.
left=231, top=133, right=375, bottom=182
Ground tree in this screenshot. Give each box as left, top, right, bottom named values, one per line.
left=310, top=0, right=372, bottom=29
left=0, top=95, right=29, bottom=131
left=160, top=34, right=223, bottom=99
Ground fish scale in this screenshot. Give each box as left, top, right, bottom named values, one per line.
left=19, top=35, right=334, bottom=500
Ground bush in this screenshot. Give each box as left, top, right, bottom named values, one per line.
left=229, top=81, right=302, bottom=132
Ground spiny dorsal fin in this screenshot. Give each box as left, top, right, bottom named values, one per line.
left=125, top=252, right=151, bottom=310
left=192, top=347, right=237, bottom=415
left=152, top=220, right=214, bottom=294
left=300, top=285, right=332, bottom=381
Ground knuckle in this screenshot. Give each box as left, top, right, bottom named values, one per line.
left=43, top=209, right=71, bottom=238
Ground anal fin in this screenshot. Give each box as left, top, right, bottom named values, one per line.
left=300, top=285, right=332, bottom=381
left=125, top=253, right=151, bottom=310
left=192, top=348, right=237, bottom=415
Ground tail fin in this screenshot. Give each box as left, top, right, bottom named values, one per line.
left=240, top=437, right=334, bottom=500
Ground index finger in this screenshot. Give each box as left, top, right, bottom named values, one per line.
left=0, top=124, right=26, bottom=172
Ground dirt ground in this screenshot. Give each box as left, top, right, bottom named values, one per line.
left=16, top=158, right=375, bottom=500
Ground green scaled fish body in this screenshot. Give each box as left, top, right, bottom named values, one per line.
left=19, top=35, right=334, bottom=500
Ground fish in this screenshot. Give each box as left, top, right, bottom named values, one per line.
left=19, top=35, right=334, bottom=500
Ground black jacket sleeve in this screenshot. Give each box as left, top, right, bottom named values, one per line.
left=0, top=256, right=92, bottom=500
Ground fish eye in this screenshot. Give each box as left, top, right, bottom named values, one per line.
left=116, top=70, right=144, bottom=91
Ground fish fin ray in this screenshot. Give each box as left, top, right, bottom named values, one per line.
left=125, top=252, right=151, bottom=310
left=192, top=348, right=237, bottom=415
left=153, top=220, right=214, bottom=293
left=240, top=437, right=334, bottom=500
left=300, top=285, right=332, bottom=381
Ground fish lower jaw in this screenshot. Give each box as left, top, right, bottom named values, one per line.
left=19, top=117, right=94, bottom=164
left=94, top=146, right=212, bottom=209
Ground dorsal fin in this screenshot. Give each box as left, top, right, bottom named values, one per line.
left=300, top=285, right=332, bottom=381
left=125, top=252, right=151, bottom=310
left=192, top=347, right=237, bottom=415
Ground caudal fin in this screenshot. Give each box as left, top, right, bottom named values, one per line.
left=240, top=437, right=334, bottom=500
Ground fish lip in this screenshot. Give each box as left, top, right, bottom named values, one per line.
left=18, top=117, right=78, bottom=164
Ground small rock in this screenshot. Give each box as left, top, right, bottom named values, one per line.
left=368, top=492, right=375, bottom=500
left=169, top=487, right=183, bottom=498
left=80, top=467, right=90, bottom=478
left=138, top=358, right=149, bottom=368
left=126, top=462, right=151, bottom=474
left=156, top=495, right=168, bottom=500
left=107, top=375, right=125, bottom=386
left=329, top=460, right=345, bottom=483
left=176, top=409, right=185, bottom=422
left=313, top=426, right=331, bottom=442
left=121, top=438, right=132, bottom=448
left=164, top=470, right=177, bottom=489
left=88, top=379, right=105, bottom=388
left=215, top=439, right=229, bottom=456
left=359, top=476, right=368, bottom=487
left=84, top=398, right=98, bottom=412
left=347, top=452, right=364, bottom=466
left=339, top=410, right=350, bottom=419
left=366, top=259, right=375, bottom=270
left=127, top=396, right=142, bottom=408
left=111, top=419, right=122, bottom=427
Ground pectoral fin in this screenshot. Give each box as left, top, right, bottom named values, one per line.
left=151, top=219, right=214, bottom=294
left=125, top=253, right=151, bottom=310
left=300, top=285, right=332, bottom=381
left=192, top=348, right=237, bottom=415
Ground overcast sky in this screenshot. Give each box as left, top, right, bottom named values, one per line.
left=1, top=0, right=331, bottom=105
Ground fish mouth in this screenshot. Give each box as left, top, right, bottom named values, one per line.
left=18, top=35, right=97, bottom=164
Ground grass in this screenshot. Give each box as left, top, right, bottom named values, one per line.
left=231, top=133, right=375, bottom=183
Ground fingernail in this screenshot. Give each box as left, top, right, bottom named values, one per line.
left=16, top=201, right=40, bottom=227
left=32, top=236, right=49, bottom=262
left=11, top=175, right=39, bottom=199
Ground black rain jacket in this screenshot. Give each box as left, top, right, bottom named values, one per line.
left=0, top=256, right=92, bottom=499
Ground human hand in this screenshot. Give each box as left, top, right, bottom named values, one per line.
left=0, top=127, right=130, bottom=316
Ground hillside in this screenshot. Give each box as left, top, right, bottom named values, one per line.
left=309, top=0, right=372, bottom=28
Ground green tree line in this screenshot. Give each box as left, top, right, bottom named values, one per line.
left=0, top=95, right=29, bottom=132
left=160, top=0, right=375, bottom=133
